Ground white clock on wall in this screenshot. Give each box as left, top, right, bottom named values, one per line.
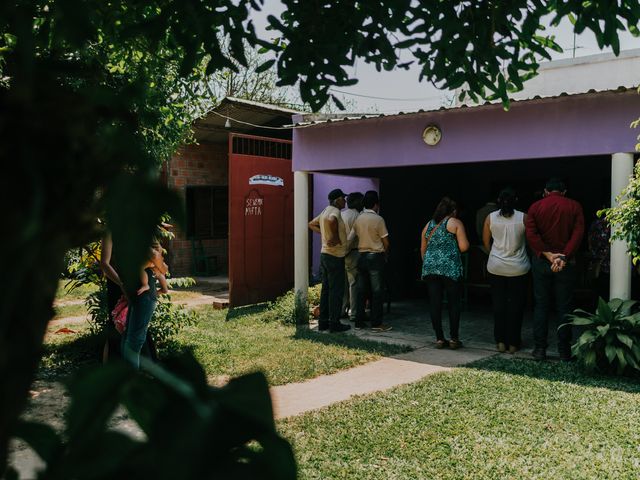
left=422, top=125, right=442, bottom=146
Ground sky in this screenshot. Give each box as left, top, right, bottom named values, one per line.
left=251, top=4, right=640, bottom=113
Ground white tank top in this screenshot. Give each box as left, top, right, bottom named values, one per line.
left=487, top=210, right=531, bottom=277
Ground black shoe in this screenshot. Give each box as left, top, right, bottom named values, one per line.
left=329, top=322, right=351, bottom=333
left=354, top=322, right=367, bottom=329
left=318, top=321, right=329, bottom=332
left=532, top=347, right=547, bottom=361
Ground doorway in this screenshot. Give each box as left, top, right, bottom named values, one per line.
left=333, top=154, right=611, bottom=307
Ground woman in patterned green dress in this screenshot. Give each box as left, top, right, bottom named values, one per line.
left=420, top=197, right=470, bottom=349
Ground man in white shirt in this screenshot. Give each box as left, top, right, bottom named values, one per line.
left=309, top=189, right=351, bottom=332
left=341, top=192, right=363, bottom=321
left=349, top=191, right=392, bottom=332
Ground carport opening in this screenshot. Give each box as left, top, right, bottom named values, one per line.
left=335, top=154, right=612, bottom=309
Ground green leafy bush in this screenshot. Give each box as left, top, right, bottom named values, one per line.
left=87, top=289, right=196, bottom=353
left=260, top=285, right=322, bottom=325
left=166, top=277, right=197, bottom=289
left=10, top=354, right=296, bottom=480
left=149, top=294, right=197, bottom=351
left=308, top=283, right=321, bottom=305
left=603, top=160, right=640, bottom=265
left=63, top=242, right=103, bottom=291
left=564, top=298, right=640, bottom=375
left=86, top=285, right=110, bottom=337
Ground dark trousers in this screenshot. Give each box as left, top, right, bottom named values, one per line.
left=319, top=253, right=346, bottom=326
left=488, top=272, right=527, bottom=347
left=356, top=252, right=386, bottom=326
left=425, top=275, right=461, bottom=341
left=531, top=256, right=575, bottom=350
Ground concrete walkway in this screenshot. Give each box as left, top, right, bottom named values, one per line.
left=271, top=345, right=494, bottom=419
left=270, top=297, right=572, bottom=419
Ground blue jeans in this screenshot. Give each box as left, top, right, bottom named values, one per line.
left=356, top=252, right=386, bottom=326
left=122, top=291, right=157, bottom=369
left=531, top=256, right=575, bottom=351
left=319, top=253, right=346, bottom=327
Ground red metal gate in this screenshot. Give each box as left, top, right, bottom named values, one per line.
left=228, top=134, right=294, bottom=307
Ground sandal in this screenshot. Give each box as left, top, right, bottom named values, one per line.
left=449, top=339, right=463, bottom=350
left=435, top=339, right=449, bottom=349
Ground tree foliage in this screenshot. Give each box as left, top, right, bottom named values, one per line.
left=603, top=157, right=640, bottom=265
left=2, top=0, right=640, bottom=473
left=206, top=39, right=298, bottom=110
left=8, top=355, right=295, bottom=480
left=266, top=1, right=640, bottom=109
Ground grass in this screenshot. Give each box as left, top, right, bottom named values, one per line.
left=279, top=356, right=640, bottom=480
left=55, top=281, right=97, bottom=303
left=39, top=321, right=99, bottom=380
left=39, top=302, right=410, bottom=386
left=171, top=308, right=410, bottom=386
left=166, top=290, right=210, bottom=303
left=53, top=303, right=88, bottom=320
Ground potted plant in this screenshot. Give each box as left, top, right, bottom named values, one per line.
left=563, top=298, right=640, bottom=375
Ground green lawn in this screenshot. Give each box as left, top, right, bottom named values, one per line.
left=174, top=309, right=410, bottom=386
left=40, top=322, right=97, bottom=380
left=279, top=356, right=640, bottom=480
left=39, top=306, right=410, bottom=386
left=167, top=290, right=210, bottom=303
left=53, top=303, right=88, bottom=320
left=55, top=281, right=97, bottom=302
left=53, top=283, right=201, bottom=321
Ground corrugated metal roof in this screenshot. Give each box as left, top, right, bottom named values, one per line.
left=194, top=97, right=303, bottom=143
left=291, top=86, right=635, bottom=128
left=293, top=49, right=640, bottom=128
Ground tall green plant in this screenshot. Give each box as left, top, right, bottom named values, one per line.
left=564, top=298, right=640, bottom=375
left=602, top=118, right=640, bottom=265
left=8, top=354, right=296, bottom=480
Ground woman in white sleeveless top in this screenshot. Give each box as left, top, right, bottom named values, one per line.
left=482, top=188, right=530, bottom=354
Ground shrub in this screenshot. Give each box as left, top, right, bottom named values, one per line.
left=149, top=294, right=197, bottom=351
left=259, top=285, right=322, bottom=325
left=308, top=283, right=322, bottom=305
left=564, top=298, right=640, bottom=375
left=11, top=354, right=296, bottom=480
left=63, top=242, right=102, bottom=289
left=87, top=287, right=196, bottom=353
left=86, top=285, right=110, bottom=336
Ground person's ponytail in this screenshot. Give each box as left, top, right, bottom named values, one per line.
left=497, top=188, right=516, bottom=217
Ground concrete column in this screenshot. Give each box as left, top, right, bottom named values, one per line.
left=294, top=170, right=309, bottom=325
left=610, top=152, right=634, bottom=300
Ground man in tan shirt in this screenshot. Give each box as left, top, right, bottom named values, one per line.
left=349, top=190, right=391, bottom=331
left=341, top=192, right=363, bottom=321
left=309, top=189, right=351, bottom=333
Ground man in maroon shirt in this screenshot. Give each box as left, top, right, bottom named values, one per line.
left=525, top=178, right=585, bottom=361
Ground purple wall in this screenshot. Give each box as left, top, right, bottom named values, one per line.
left=311, top=173, right=379, bottom=278
left=293, top=91, right=640, bottom=172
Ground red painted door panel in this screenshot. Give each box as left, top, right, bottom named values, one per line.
left=228, top=134, right=293, bottom=307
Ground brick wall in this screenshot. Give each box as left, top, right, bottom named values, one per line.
left=166, top=143, right=229, bottom=277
